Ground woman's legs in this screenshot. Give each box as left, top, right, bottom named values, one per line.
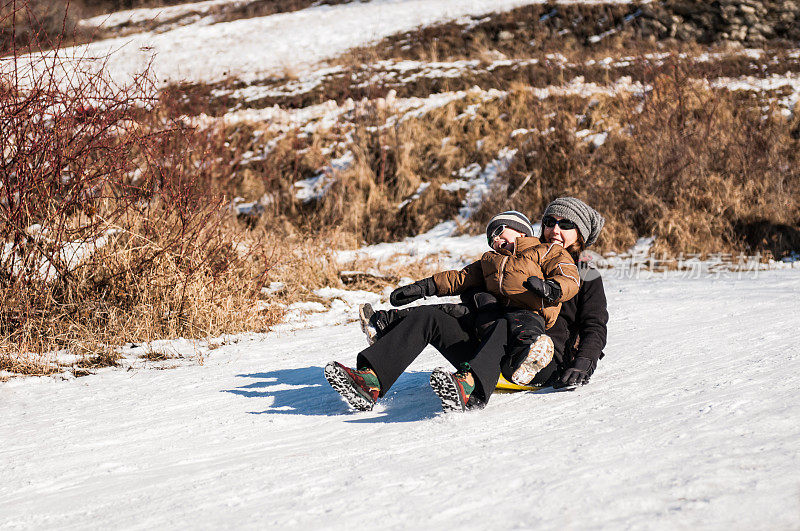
left=362, top=303, right=470, bottom=344
left=357, top=305, right=477, bottom=396
left=464, top=317, right=510, bottom=404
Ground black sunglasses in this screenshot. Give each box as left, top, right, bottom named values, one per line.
left=488, top=224, right=507, bottom=244
left=542, top=216, right=578, bottom=230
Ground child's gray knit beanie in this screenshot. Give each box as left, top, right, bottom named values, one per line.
left=542, top=197, right=605, bottom=247
left=486, top=211, right=534, bottom=241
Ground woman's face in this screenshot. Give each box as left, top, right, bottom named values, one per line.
left=542, top=215, right=579, bottom=248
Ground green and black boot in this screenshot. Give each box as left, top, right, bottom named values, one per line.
left=430, top=363, right=476, bottom=412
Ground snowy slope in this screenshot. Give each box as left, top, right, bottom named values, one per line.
left=2, top=270, right=799, bottom=529
left=55, top=0, right=640, bottom=86
left=80, top=0, right=248, bottom=29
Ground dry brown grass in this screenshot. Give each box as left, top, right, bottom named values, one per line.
left=473, top=71, right=800, bottom=257
left=221, top=61, right=800, bottom=258
left=3, top=0, right=800, bottom=380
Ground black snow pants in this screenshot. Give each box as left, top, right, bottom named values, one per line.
left=366, top=303, right=558, bottom=393
left=357, top=305, right=521, bottom=403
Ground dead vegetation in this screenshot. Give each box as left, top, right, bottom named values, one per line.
left=203, top=67, right=800, bottom=258
left=0, top=2, right=342, bottom=377
left=475, top=73, right=800, bottom=257
left=0, top=0, right=84, bottom=54
left=2, top=1, right=799, bottom=378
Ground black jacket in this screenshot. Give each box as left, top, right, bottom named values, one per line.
left=546, top=265, right=608, bottom=374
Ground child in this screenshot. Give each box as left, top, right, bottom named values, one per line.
left=360, top=210, right=580, bottom=387
left=325, top=210, right=580, bottom=413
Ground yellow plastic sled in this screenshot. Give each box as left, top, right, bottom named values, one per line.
left=495, top=374, right=545, bottom=393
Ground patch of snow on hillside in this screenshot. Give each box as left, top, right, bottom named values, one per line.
left=213, top=78, right=645, bottom=134
left=81, top=0, right=248, bottom=29
left=215, top=65, right=346, bottom=102
left=294, top=151, right=354, bottom=202
left=712, top=72, right=800, bottom=115
left=398, top=182, right=431, bottom=209
left=576, top=128, right=609, bottom=147
left=49, top=0, right=643, bottom=87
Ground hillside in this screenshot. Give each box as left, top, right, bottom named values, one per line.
left=1, top=2, right=800, bottom=527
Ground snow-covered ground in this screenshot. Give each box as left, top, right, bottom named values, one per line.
left=4, top=0, right=800, bottom=527
left=2, top=269, right=799, bottom=529
left=80, top=0, right=249, bottom=29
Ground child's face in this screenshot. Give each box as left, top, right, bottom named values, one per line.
left=490, top=227, right=525, bottom=252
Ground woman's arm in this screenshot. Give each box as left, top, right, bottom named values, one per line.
left=555, top=271, right=609, bottom=387
left=574, top=272, right=609, bottom=363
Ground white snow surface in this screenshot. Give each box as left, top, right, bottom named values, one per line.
left=58, top=0, right=640, bottom=87
left=2, top=270, right=799, bottom=528
left=80, top=0, right=248, bottom=29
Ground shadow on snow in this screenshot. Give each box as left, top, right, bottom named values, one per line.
left=223, top=366, right=442, bottom=423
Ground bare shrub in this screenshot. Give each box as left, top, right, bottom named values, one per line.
left=1, top=0, right=87, bottom=54
left=0, top=5, right=287, bottom=377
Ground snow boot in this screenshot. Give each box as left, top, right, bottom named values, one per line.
left=358, top=303, right=379, bottom=345
left=510, top=334, right=554, bottom=385
left=324, top=362, right=381, bottom=411
left=430, top=364, right=476, bottom=412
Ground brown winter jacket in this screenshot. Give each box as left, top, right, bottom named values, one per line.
left=431, top=236, right=580, bottom=329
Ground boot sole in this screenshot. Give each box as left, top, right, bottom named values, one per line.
left=430, top=368, right=466, bottom=412
left=358, top=303, right=377, bottom=346
left=511, top=334, right=554, bottom=385
left=324, top=362, right=375, bottom=411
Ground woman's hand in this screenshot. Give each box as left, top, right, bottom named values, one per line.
left=390, top=277, right=437, bottom=306
left=555, top=357, right=593, bottom=387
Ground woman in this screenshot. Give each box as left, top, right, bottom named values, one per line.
left=326, top=198, right=608, bottom=412
left=530, top=197, right=609, bottom=388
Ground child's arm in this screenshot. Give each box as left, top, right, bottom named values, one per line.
left=430, top=260, right=484, bottom=296
left=389, top=260, right=484, bottom=307
left=537, top=243, right=581, bottom=303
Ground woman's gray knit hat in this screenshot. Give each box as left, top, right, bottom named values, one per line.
left=486, top=211, right=534, bottom=241
left=542, top=197, right=605, bottom=247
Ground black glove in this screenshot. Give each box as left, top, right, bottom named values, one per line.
left=555, top=357, right=593, bottom=388
left=523, top=277, right=562, bottom=304
left=390, top=277, right=437, bottom=306
left=471, top=291, right=499, bottom=311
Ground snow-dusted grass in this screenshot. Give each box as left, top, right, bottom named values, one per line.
left=2, top=270, right=798, bottom=528
left=211, top=47, right=791, bottom=109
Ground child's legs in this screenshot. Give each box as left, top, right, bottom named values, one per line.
left=501, top=346, right=558, bottom=385
left=507, top=310, right=546, bottom=346
left=500, top=310, right=547, bottom=382
left=357, top=306, right=475, bottom=396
